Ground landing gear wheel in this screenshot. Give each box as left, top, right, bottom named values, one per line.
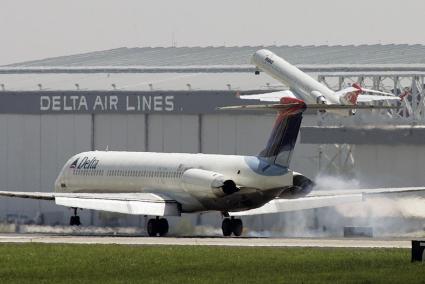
left=147, top=218, right=169, bottom=237
left=221, top=218, right=243, bottom=237
left=73, top=216, right=81, bottom=226
left=69, top=208, right=81, bottom=226
left=158, top=218, right=169, bottom=236
left=232, top=219, right=243, bottom=237
left=221, top=218, right=232, bottom=237
left=147, top=219, right=157, bottom=237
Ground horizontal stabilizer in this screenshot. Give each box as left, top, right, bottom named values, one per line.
left=218, top=103, right=399, bottom=111
left=231, top=186, right=425, bottom=216
left=230, top=194, right=363, bottom=216
left=339, top=85, right=396, bottom=97
left=311, top=186, right=425, bottom=197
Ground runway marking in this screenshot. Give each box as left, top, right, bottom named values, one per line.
left=0, top=234, right=412, bottom=248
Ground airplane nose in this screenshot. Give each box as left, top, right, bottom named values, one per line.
left=251, top=49, right=273, bottom=65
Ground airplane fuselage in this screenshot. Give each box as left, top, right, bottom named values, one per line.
left=55, top=151, right=293, bottom=213
left=251, top=49, right=339, bottom=104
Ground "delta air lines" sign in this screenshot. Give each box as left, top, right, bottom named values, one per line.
left=0, top=90, right=263, bottom=114
left=40, top=95, right=174, bottom=112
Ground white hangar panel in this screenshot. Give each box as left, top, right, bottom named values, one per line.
left=0, top=115, right=41, bottom=190
left=0, top=117, right=7, bottom=187
left=148, top=114, right=199, bottom=153
left=126, top=115, right=146, bottom=151
left=201, top=114, right=274, bottom=155
left=202, top=115, right=237, bottom=155
left=0, top=115, right=39, bottom=215
left=40, top=115, right=92, bottom=192
left=354, top=145, right=425, bottom=187
left=234, top=114, right=274, bottom=155
left=94, top=114, right=146, bottom=151
left=22, top=116, right=42, bottom=192
left=0, top=114, right=91, bottom=216
left=38, top=114, right=91, bottom=214
left=5, top=115, right=25, bottom=190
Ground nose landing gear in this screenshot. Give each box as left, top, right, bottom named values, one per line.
left=222, top=217, right=243, bottom=237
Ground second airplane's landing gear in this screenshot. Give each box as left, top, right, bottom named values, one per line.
left=222, top=217, right=243, bottom=237
left=69, top=207, right=81, bottom=226
left=147, top=217, right=169, bottom=237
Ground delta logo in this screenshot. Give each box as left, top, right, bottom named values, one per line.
left=70, top=156, right=99, bottom=169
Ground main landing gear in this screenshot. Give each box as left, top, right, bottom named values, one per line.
left=147, top=217, right=169, bottom=237
left=69, top=207, right=81, bottom=226
left=222, top=217, right=243, bottom=237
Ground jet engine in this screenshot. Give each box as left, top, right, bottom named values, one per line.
left=279, top=172, right=314, bottom=198
left=311, top=91, right=327, bottom=104
left=181, top=169, right=239, bottom=197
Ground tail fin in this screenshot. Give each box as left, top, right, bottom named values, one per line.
left=258, top=97, right=306, bottom=167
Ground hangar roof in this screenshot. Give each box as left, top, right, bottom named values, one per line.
left=2, top=45, right=425, bottom=91
left=7, top=44, right=425, bottom=67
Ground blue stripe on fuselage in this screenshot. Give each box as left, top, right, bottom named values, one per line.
left=244, top=156, right=288, bottom=176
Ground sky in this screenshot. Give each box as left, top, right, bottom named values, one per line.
left=1, top=0, right=425, bottom=65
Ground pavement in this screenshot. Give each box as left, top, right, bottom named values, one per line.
left=0, top=234, right=414, bottom=248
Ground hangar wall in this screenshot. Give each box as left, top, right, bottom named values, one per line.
left=2, top=91, right=421, bottom=228
left=0, top=114, right=92, bottom=224
left=0, top=110, right=319, bottom=225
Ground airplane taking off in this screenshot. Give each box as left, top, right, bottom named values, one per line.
left=0, top=96, right=422, bottom=237
left=243, top=49, right=401, bottom=115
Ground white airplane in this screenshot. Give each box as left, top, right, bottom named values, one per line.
left=0, top=97, right=422, bottom=237
left=244, top=49, right=401, bottom=115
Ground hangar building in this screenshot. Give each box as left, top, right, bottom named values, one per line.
left=0, top=45, right=425, bottom=234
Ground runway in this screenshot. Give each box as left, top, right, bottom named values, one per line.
left=0, top=234, right=412, bottom=248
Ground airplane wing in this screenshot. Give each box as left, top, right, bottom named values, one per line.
left=230, top=187, right=425, bottom=216
left=0, top=191, right=181, bottom=216
left=336, top=85, right=400, bottom=103
left=356, top=94, right=401, bottom=102
left=360, top=88, right=396, bottom=97
left=239, top=90, right=297, bottom=102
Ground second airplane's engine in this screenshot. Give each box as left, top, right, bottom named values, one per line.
left=311, top=91, right=327, bottom=104
left=279, top=172, right=315, bottom=199
left=181, top=169, right=239, bottom=197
